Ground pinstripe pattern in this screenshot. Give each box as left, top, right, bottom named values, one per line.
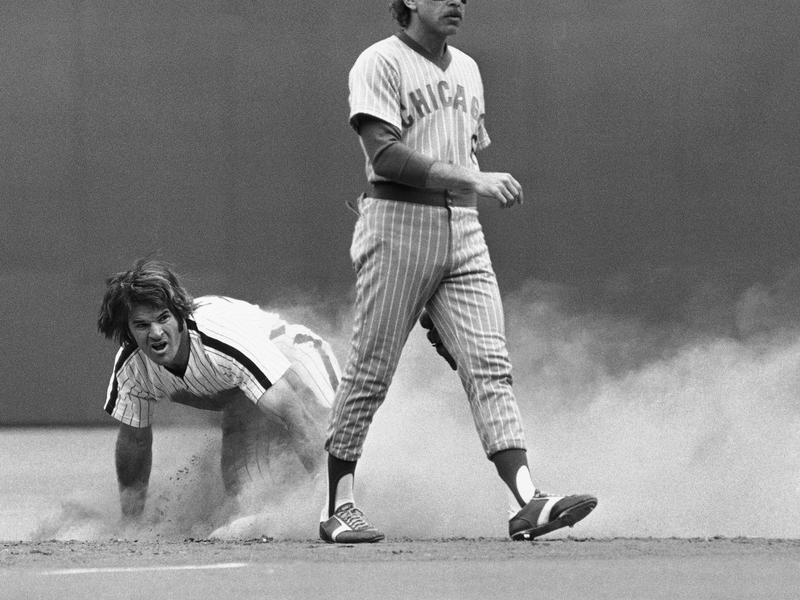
left=327, top=33, right=527, bottom=461
left=327, top=199, right=526, bottom=460
left=104, top=296, right=338, bottom=427
left=350, top=35, right=490, bottom=186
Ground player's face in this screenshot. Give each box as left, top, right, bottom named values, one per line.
left=127, top=304, right=188, bottom=370
left=415, top=0, right=466, bottom=37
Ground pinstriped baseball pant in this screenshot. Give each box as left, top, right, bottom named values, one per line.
left=326, top=196, right=527, bottom=461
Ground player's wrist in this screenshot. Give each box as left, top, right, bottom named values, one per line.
left=426, top=161, right=474, bottom=192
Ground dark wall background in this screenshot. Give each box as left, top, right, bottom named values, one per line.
left=2, top=1, right=799, bottom=424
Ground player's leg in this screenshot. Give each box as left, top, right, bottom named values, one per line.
left=258, top=326, right=341, bottom=475
left=220, top=391, right=294, bottom=496
left=429, top=259, right=535, bottom=508
left=427, top=207, right=526, bottom=459
left=325, top=198, right=447, bottom=461
left=322, top=198, right=447, bottom=542
left=279, top=325, right=341, bottom=408
left=220, top=325, right=339, bottom=495
left=428, top=207, right=597, bottom=539
left=216, top=334, right=339, bottom=539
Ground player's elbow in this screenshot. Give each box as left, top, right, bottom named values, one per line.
left=372, top=143, right=432, bottom=188
left=371, top=142, right=400, bottom=180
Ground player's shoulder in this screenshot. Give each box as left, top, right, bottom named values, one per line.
left=353, top=34, right=408, bottom=67
left=193, top=295, right=257, bottom=315
left=447, top=44, right=480, bottom=69
left=361, top=33, right=404, bottom=54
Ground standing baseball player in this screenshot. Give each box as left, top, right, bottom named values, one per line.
left=320, top=0, right=597, bottom=543
left=98, top=259, right=339, bottom=522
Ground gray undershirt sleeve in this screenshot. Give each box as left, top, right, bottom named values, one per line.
left=354, top=114, right=435, bottom=188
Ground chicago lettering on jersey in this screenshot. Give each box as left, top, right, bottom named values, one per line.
left=400, top=80, right=482, bottom=128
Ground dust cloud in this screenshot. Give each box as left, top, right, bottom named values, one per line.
left=25, top=266, right=800, bottom=541
left=337, top=265, right=800, bottom=539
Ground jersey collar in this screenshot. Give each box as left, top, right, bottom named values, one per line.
left=396, top=31, right=452, bottom=71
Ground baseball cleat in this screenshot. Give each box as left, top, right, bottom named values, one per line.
left=509, top=491, right=597, bottom=541
left=319, top=503, right=385, bottom=544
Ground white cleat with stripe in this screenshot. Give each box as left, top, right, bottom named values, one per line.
left=319, top=503, right=385, bottom=544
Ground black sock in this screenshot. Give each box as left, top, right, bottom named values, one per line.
left=327, top=453, right=357, bottom=518
left=491, top=448, right=529, bottom=508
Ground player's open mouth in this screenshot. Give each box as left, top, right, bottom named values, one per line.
left=151, top=341, right=168, bottom=352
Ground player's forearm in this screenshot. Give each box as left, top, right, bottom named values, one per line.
left=115, top=423, right=153, bottom=517
left=424, top=161, right=480, bottom=192
left=360, top=116, right=476, bottom=192
left=359, top=117, right=434, bottom=188
left=358, top=114, right=522, bottom=205
left=428, top=161, right=524, bottom=207
left=374, top=141, right=479, bottom=193
left=358, top=115, right=469, bottom=190
left=375, top=145, right=485, bottom=194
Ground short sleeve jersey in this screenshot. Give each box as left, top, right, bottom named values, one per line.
left=348, top=33, right=491, bottom=184
left=103, top=295, right=292, bottom=428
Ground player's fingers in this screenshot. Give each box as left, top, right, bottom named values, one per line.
left=510, top=177, right=523, bottom=206
left=503, top=174, right=521, bottom=199
left=501, top=178, right=522, bottom=208
left=507, top=176, right=523, bottom=206
left=479, top=173, right=521, bottom=207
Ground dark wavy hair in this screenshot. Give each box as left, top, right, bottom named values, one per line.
left=390, top=0, right=411, bottom=28
left=97, top=258, right=196, bottom=347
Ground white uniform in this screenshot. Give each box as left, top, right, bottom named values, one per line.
left=104, top=295, right=340, bottom=428
left=326, top=33, right=526, bottom=462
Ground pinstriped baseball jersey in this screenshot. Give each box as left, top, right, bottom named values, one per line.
left=349, top=34, right=490, bottom=190
left=104, top=296, right=335, bottom=428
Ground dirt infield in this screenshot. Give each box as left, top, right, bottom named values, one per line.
left=3, top=537, right=799, bottom=599
left=4, top=535, right=799, bottom=568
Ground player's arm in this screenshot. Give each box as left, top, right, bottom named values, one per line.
left=426, top=160, right=524, bottom=208
left=254, top=364, right=328, bottom=474
left=356, top=115, right=523, bottom=207
left=115, top=422, right=152, bottom=518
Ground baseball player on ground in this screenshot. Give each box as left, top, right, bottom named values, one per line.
left=320, top=0, right=597, bottom=543
left=98, top=259, right=340, bottom=521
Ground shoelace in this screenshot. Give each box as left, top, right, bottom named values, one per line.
left=339, top=505, right=370, bottom=530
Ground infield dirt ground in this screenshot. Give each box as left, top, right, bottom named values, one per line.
left=3, top=537, right=800, bottom=599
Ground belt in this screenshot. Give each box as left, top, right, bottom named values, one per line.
left=369, top=182, right=477, bottom=209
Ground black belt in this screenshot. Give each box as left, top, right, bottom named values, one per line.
left=370, top=182, right=449, bottom=207
left=369, top=182, right=479, bottom=209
